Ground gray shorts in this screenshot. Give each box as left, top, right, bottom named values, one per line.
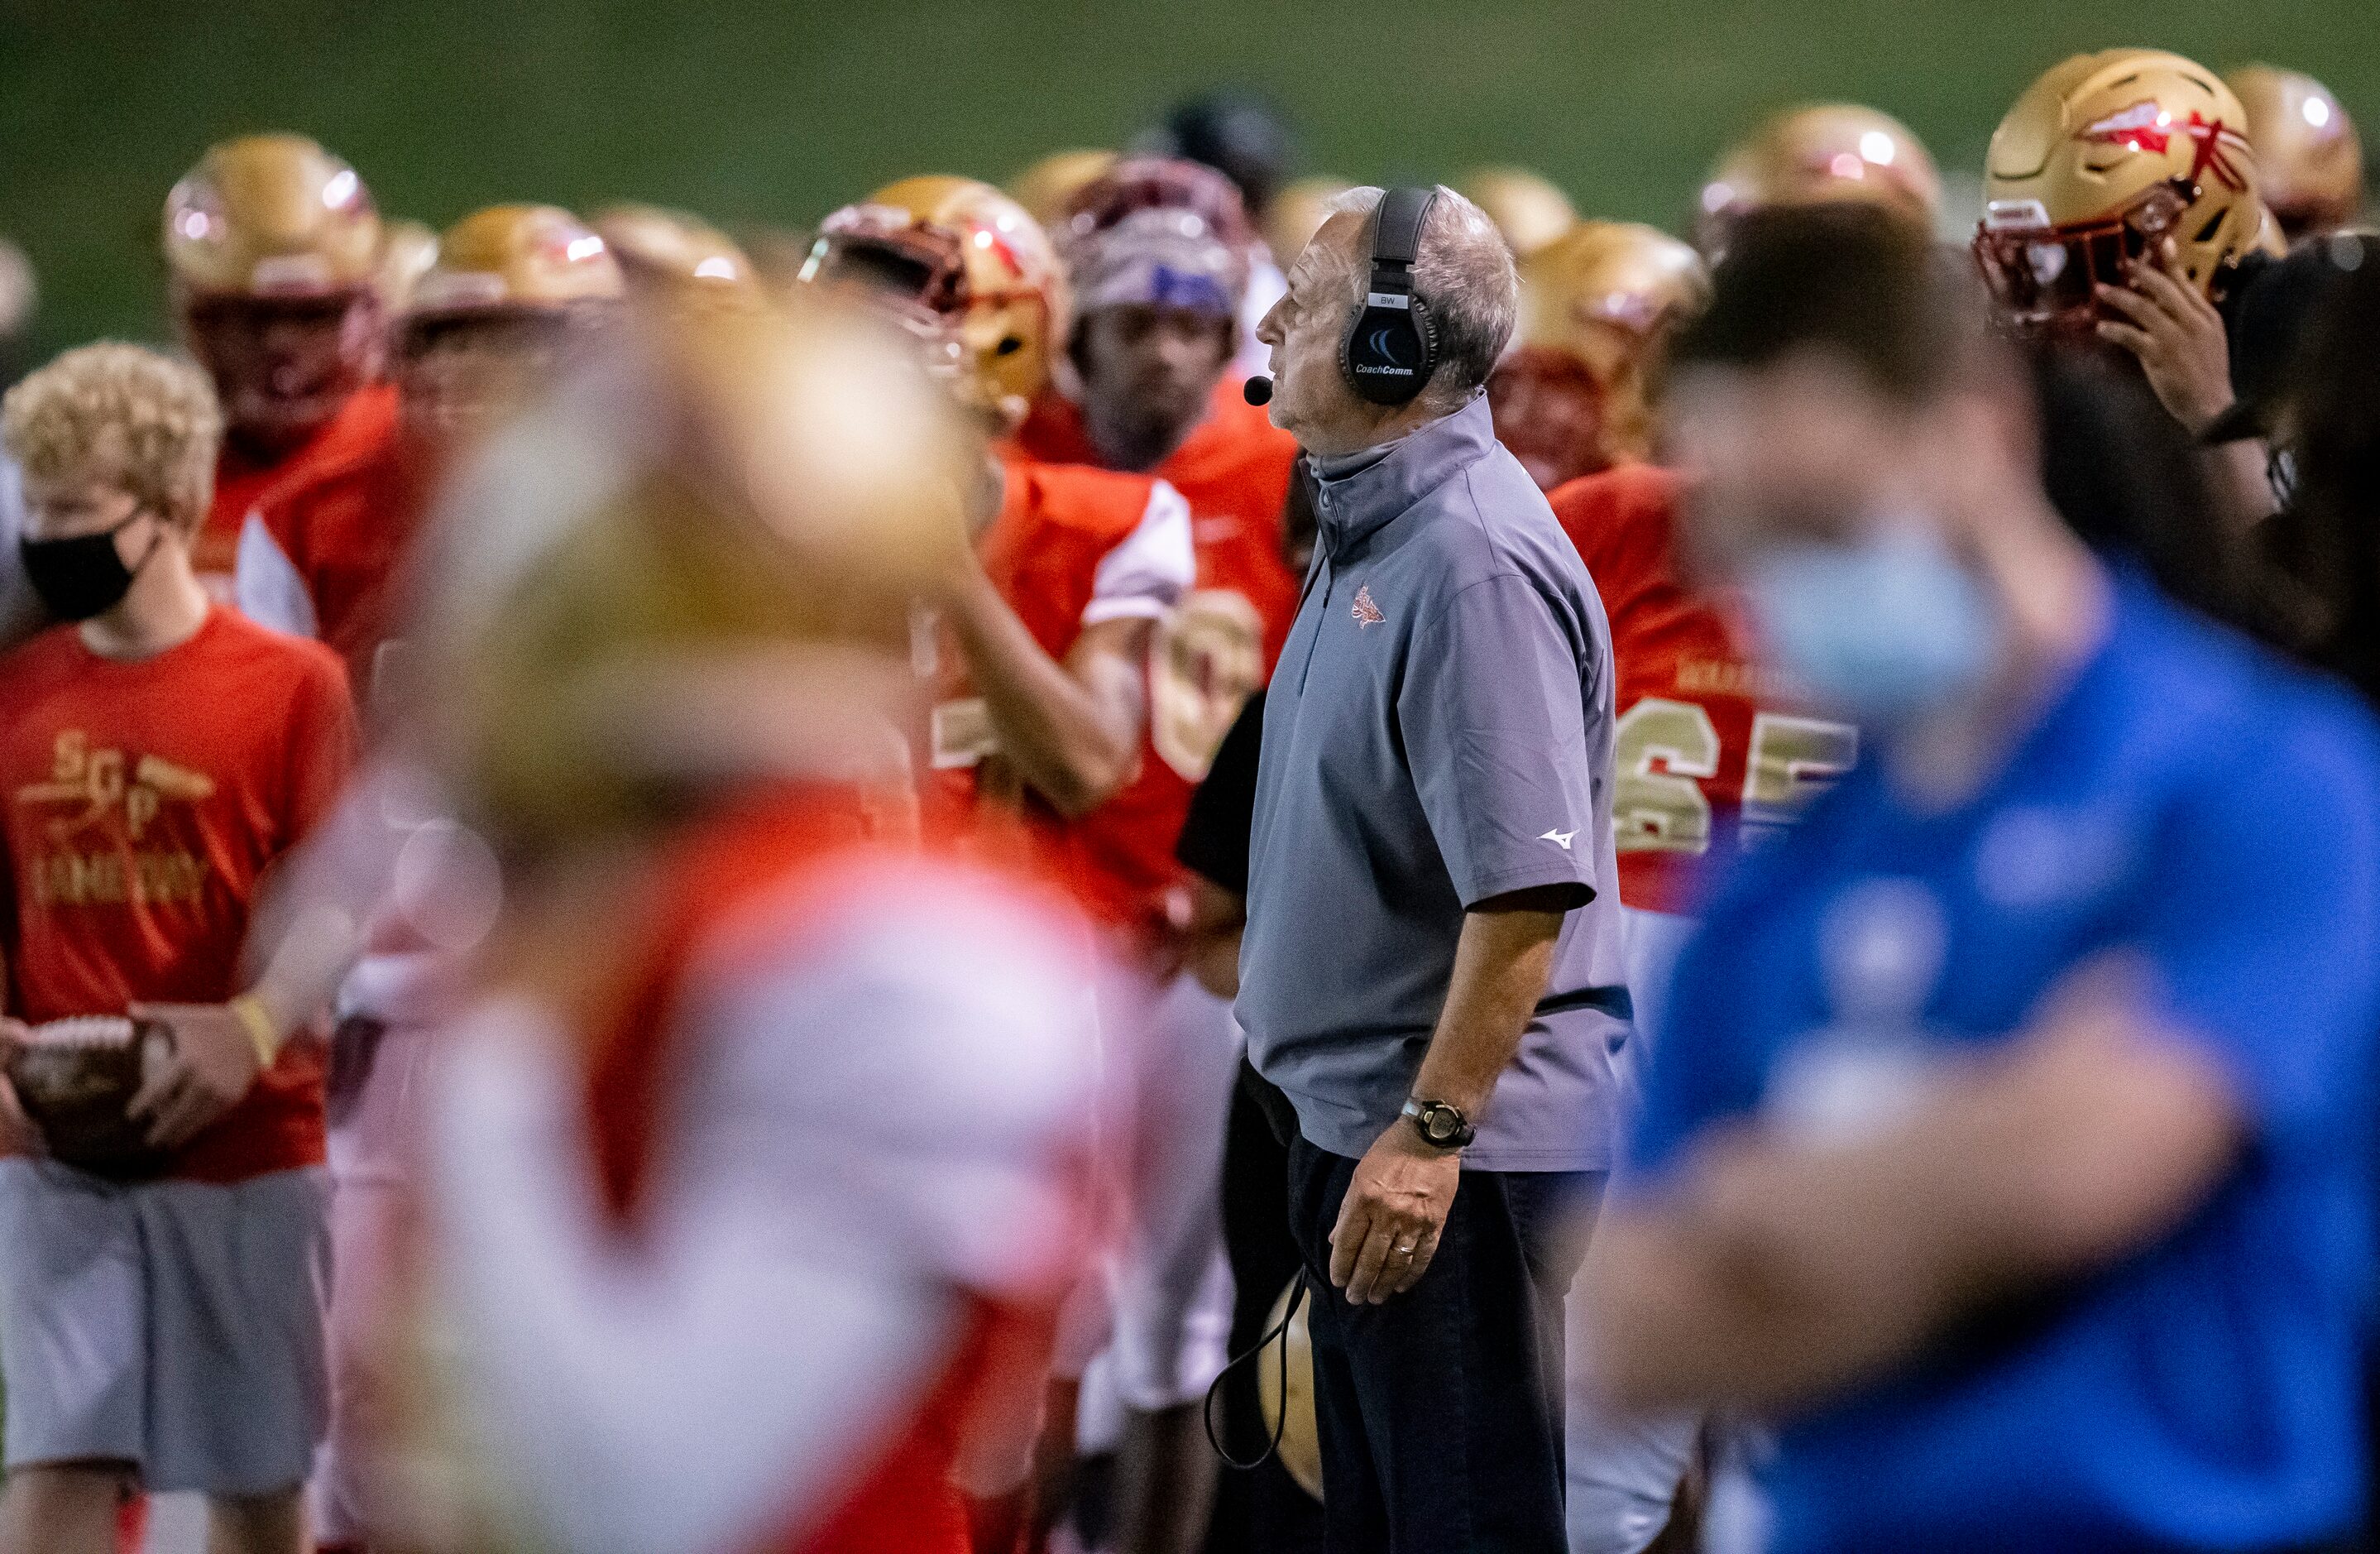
left=0, top=1158, right=330, bottom=1495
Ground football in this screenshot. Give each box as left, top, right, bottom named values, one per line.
left=6, top=1016, right=175, bottom=1179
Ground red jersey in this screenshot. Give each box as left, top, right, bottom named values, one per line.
left=237, top=429, right=433, bottom=703
left=1549, top=463, right=1856, bottom=915
left=924, top=453, right=1192, bottom=925
left=601, top=795, right=1073, bottom=1554
left=200, top=381, right=401, bottom=592
left=414, top=789, right=1101, bottom=1554
left=0, top=608, right=357, bottom=1179
left=1013, top=381, right=1300, bottom=941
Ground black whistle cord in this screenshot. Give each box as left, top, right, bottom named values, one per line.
left=1201, top=1268, right=1310, bottom=1471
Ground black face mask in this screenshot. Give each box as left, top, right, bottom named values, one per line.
left=20, top=513, right=156, bottom=621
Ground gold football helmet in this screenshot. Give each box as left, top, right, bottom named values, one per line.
left=1977, top=49, right=2275, bottom=335
left=592, top=204, right=759, bottom=295
left=1264, top=175, right=1354, bottom=266
left=164, top=133, right=382, bottom=298
left=800, top=175, right=1067, bottom=428
left=1516, top=221, right=1709, bottom=384
left=396, top=206, right=625, bottom=441
left=1493, top=221, right=1711, bottom=484
left=1008, top=150, right=1120, bottom=228
left=407, top=205, right=625, bottom=320
left=1454, top=166, right=1578, bottom=257
left=414, top=292, right=967, bottom=858
left=2225, top=65, right=2364, bottom=239
left=1698, top=105, right=1941, bottom=252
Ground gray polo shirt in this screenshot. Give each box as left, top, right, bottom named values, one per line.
left=1238, top=395, right=1630, bottom=1172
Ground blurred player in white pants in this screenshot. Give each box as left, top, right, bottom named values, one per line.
left=1067, top=971, right=1241, bottom=1552
left=364, top=290, right=1122, bottom=1554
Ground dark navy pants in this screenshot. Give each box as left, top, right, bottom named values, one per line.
left=1287, top=1133, right=1601, bottom=1554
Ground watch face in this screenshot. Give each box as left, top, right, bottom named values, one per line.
left=1425, top=1108, right=1458, bottom=1143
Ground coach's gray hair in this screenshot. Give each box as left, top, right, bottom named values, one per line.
left=1322, top=185, right=1518, bottom=412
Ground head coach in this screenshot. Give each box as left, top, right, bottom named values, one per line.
left=1241, top=184, right=1629, bottom=1551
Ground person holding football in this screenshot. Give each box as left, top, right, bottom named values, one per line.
left=0, top=343, right=357, bottom=1554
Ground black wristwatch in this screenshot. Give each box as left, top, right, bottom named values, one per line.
left=1402, top=1096, right=1475, bottom=1151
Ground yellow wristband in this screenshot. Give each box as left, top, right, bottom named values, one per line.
left=228, top=993, right=279, bottom=1068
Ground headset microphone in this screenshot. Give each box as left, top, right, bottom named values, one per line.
left=1243, top=374, right=1274, bottom=406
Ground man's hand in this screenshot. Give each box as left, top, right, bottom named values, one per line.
left=1329, top=1123, right=1461, bottom=1304
left=128, top=1001, right=265, bottom=1148
left=2095, top=238, right=2235, bottom=436
left=0, top=1017, right=43, bottom=1155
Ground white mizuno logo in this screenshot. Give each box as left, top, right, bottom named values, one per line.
left=1540, top=827, right=1578, bottom=851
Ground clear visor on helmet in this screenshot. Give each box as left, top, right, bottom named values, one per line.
left=1972, top=178, right=2195, bottom=333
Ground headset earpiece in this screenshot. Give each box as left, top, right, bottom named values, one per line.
left=1340, top=187, right=1441, bottom=406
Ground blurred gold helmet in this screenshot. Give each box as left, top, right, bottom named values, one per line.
left=396, top=206, right=626, bottom=444
left=1265, top=174, right=1354, bottom=266
left=406, top=204, right=626, bottom=322
left=592, top=204, right=759, bottom=295
left=1492, top=221, right=1711, bottom=484
left=1008, top=150, right=1120, bottom=228
left=1516, top=221, right=1709, bottom=378
left=1698, top=105, right=1941, bottom=252
left=2225, top=65, right=2364, bottom=239
left=376, top=219, right=440, bottom=313
left=1454, top=166, right=1578, bottom=257
left=801, top=175, right=1067, bottom=428
left=1256, top=1278, right=1323, bottom=1503
left=1977, top=50, right=2273, bottom=335
left=165, top=133, right=382, bottom=298
left=417, top=292, right=971, bottom=859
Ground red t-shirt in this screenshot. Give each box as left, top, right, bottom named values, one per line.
left=1548, top=463, right=1856, bottom=915
left=1013, top=381, right=1300, bottom=941
left=200, top=381, right=401, bottom=590
left=923, top=453, right=1180, bottom=920
left=0, top=607, right=358, bottom=1180
left=242, top=430, right=434, bottom=702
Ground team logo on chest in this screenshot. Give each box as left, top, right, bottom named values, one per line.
left=1351, top=584, right=1385, bottom=628
left=14, top=731, right=218, bottom=906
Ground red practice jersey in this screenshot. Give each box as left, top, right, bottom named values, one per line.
left=235, top=429, right=433, bottom=706
left=1548, top=463, right=1856, bottom=915
left=925, top=452, right=1191, bottom=925
left=0, top=607, right=357, bottom=1179
left=201, top=381, right=400, bottom=596
left=1013, top=380, right=1299, bottom=942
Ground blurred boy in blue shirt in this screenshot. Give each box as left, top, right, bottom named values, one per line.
left=1579, top=206, right=2380, bottom=1554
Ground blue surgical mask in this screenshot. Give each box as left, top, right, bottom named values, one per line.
left=1743, top=523, right=1999, bottom=728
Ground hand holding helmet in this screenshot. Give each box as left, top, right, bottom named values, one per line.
left=2093, top=237, right=2238, bottom=435
left=1975, top=50, right=2278, bottom=340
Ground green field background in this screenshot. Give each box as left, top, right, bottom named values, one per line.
left=1, top=0, right=2371, bottom=354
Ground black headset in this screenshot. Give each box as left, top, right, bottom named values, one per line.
left=1339, top=186, right=1441, bottom=406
